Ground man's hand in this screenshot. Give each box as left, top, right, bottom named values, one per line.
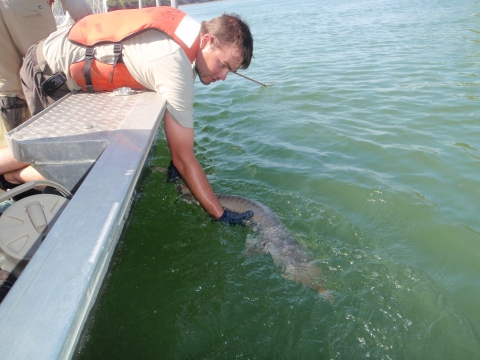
left=165, top=157, right=254, bottom=225
left=217, top=209, right=254, bottom=226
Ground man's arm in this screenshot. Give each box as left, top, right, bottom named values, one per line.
left=164, top=111, right=224, bottom=219
left=59, top=0, right=93, bottom=22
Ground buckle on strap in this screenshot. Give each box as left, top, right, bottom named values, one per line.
left=0, top=97, right=27, bottom=111
left=110, top=43, right=123, bottom=83
left=84, top=47, right=95, bottom=93
left=85, top=47, right=94, bottom=60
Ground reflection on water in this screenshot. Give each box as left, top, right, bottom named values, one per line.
left=78, top=0, right=480, bottom=358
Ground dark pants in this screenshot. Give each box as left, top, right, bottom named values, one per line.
left=19, top=41, right=70, bottom=116
left=0, top=96, right=28, bottom=131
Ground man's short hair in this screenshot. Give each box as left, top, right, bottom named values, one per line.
left=200, top=13, right=253, bottom=69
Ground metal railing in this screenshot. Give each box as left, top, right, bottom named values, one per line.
left=55, top=0, right=177, bottom=24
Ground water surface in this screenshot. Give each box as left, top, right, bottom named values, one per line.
left=78, top=0, right=480, bottom=358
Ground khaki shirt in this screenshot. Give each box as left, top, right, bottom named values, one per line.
left=43, top=28, right=197, bottom=128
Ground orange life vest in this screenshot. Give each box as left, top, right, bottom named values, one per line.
left=67, top=7, right=200, bottom=93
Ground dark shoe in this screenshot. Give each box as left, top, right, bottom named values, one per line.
left=12, top=188, right=42, bottom=201
left=0, top=174, right=19, bottom=191
left=0, top=175, right=42, bottom=200
left=0, top=270, right=17, bottom=303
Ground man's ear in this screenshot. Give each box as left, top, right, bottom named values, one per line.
left=200, top=33, right=213, bottom=50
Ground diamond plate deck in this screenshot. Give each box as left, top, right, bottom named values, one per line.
left=7, top=91, right=154, bottom=191
left=9, top=91, right=142, bottom=143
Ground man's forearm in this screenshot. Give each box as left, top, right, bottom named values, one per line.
left=59, top=0, right=93, bottom=21
left=0, top=147, right=28, bottom=175
left=172, top=157, right=224, bottom=219
left=164, top=111, right=224, bottom=219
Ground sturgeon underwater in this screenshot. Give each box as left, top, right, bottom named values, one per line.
left=153, top=166, right=330, bottom=299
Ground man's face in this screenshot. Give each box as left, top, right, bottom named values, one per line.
left=196, top=34, right=242, bottom=85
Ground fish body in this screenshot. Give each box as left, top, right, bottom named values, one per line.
left=216, top=194, right=324, bottom=293
left=152, top=166, right=327, bottom=296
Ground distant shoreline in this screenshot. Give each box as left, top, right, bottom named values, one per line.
left=179, top=0, right=224, bottom=6
left=181, top=0, right=223, bottom=3
left=106, top=0, right=223, bottom=11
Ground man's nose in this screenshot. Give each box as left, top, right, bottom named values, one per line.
left=219, top=68, right=229, bottom=81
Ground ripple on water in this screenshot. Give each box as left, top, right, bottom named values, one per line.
left=78, top=0, right=480, bottom=358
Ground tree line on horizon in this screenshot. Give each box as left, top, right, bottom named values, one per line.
left=106, top=0, right=214, bottom=10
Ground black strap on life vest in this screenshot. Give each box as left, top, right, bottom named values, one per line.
left=83, top=43, right=123, bottom=92
left=84, top=47, right=95, bottom=93
left=110, top=43, right=123, bottom=84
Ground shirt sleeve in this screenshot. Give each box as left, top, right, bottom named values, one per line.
left=122, top=31, right=195, bottom=129
left=153, top=48, right=196, bottom=129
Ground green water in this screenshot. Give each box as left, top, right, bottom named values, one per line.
left=77, top=0, right=480, bottom=358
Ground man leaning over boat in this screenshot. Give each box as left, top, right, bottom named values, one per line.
left=0, top=6, right=254, bottom=225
